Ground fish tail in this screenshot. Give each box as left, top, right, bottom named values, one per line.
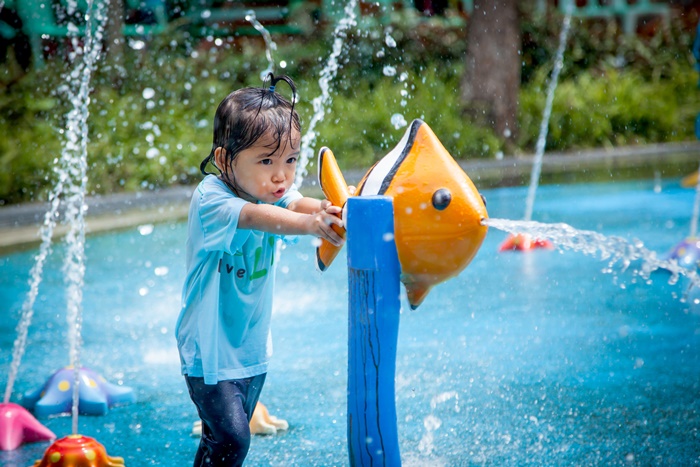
left=317, top=147, right=349, bottom=272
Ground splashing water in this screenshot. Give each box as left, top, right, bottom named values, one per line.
left=483, top=218, right=700, bottom=290
left=523, top=10, right=572, bottom=222
left=689, top=162, right=700, bottom=238
left=245, top=10, right=277, bottom=80
left=390, top=71, right=411, bottom=130
left=418, top=392, right=459, bottom=456
left=295, top=0, right=358, bottom=187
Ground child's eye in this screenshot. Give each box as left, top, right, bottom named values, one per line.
left=286, top=157, right=298, bottom=164
left=260, top=159, right=273, bottom=165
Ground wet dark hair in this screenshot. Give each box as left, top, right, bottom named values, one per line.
left=200, top=73, right=301, bottom=178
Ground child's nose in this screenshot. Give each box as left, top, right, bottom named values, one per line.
left=272, top=168, right=286, bottom=182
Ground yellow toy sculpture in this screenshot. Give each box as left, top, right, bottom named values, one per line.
left=681, top=170, right=699, bottom=188
left=191, top=402, right=288, bottom=437
left=316, top=118, right=489, bottom=309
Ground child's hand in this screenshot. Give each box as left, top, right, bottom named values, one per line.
left=309, top=206, right=344, bottom=246
left=319, top=199, right=341, bottom=214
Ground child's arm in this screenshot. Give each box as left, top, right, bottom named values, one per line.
left=286, top=197, right=327, bottom=215
left=238, top=202, right=344, bottom=246
left=286, top=186, right=355, bottom=215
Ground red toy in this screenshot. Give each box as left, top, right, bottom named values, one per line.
left=499, top=233, right=554, bottom=252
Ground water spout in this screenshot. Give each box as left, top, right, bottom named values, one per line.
left=523, top=10, right=572, bottom=222
left=245, top=10, right=277, bottom=81
left=296, top=0, right=358, bottom=187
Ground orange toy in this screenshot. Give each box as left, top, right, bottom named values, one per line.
left=33, top=434, right=124, bottom=467
left=317, top=119, right=489, bottom=309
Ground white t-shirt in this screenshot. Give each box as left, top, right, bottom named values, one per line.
left=176, top=175, right=302, bottom=384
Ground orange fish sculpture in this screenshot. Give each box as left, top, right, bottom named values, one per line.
left=316, top=119, right=489, bottom=309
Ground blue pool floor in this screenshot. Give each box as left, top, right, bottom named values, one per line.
left=1, top=179, right=699, bottom=466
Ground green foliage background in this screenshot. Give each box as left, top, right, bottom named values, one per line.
left=0, top=7, right=698, bottom=204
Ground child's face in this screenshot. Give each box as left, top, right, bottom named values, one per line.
left=228, top=130, right=300, bottom=204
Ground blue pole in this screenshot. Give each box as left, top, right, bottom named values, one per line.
left=346, top=196, right=402, bottom=466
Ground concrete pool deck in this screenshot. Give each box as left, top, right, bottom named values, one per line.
left=1, top=141, right=698, bottom=253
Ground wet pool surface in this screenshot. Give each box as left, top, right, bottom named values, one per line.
left=1, top=179, right=699, bottom=466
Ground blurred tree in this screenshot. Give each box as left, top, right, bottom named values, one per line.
left=460, top=0, right=520, bottom=149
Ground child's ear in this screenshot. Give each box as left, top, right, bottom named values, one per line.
left=213, top=147, right=226, bottom=172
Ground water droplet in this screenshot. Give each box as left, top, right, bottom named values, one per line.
left=129, top=39, right=145, bottom=50
left=154, top=266, right=169, bottom=276
left=390, top=113, right=407, bottom=129
left=385, top=34, right=396, bottom=48
left=138, top=224, right=154, bottom=236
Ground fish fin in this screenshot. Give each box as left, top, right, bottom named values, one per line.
left=316, top=147, right=349, bottom=272
left=405, top=282, right=432, bottom=310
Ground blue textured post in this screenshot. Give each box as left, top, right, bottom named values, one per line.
left=346, top=196, right=401, bottom=466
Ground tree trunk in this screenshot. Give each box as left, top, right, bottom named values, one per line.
left=460, top=0, right=520, bottom=148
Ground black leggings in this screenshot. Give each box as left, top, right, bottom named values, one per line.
left=185, top=374, right=266, bottom=467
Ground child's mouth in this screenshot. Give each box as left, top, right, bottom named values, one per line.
left=273, top=188, right=286, bottom=198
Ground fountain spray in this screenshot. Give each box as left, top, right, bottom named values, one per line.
left=523, top=9, right=572, bottom=222
left=498, top=8, right=572, bottom=253
left=485, top=217, right=700, bottom=290
left=245, top=10, right=278, bottom=81
left=296, top=0, right=358, bottom=187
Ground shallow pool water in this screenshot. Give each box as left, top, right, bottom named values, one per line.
left=1, top=179, right=699, bottom=466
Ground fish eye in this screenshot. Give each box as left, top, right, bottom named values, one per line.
left=431, top=188, right=451, bottom=211
left=480, top=193, right=487, bottom=207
